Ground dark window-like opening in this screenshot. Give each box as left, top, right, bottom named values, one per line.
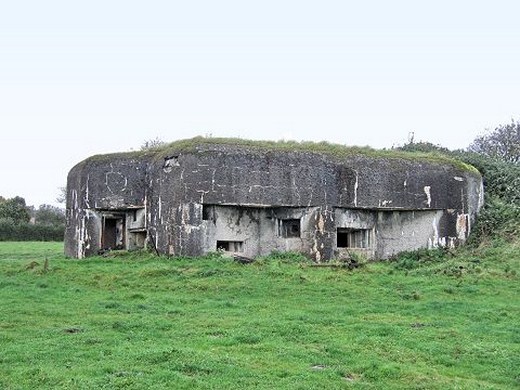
left=216, top=240, right=243, bottom=252
left=202, top=205, right=215, bottom=221
left=280, top=219, right=301, bottom=238
left=337, top=228, right=371, bottom=248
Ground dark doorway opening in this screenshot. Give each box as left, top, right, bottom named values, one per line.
left=102, top=216, right=125, bottom=250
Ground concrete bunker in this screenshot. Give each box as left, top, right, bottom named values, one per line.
left=65, top=138, right=483, bottom=261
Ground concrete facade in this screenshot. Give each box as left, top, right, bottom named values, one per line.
left=65, top=139, right=483, bottom=260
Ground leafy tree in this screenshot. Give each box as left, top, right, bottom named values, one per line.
left=468, top=119, right=520, bottom=164
left=0, top=196, right=65, bottom=241
left=0, top=196, right=30, bottom=224
left=34, top=204, right=65, bottom=226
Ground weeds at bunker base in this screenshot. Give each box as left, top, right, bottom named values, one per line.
left=65, top=137, right=483, bottom=259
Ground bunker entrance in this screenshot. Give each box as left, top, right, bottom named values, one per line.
left=99, top=208, right=147, bottom=252
left=102, top=215, right=125, bottom=250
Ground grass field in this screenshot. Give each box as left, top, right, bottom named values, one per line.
left=0, top=242, right=518, bottom=389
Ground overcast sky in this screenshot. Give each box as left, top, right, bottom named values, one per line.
left=1, top=1, right=519, bottom=207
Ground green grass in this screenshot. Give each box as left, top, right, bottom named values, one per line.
left=1, top=242, right=518, bottom=389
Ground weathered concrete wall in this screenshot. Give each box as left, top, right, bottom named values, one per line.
left=65, top=140, right=483, bottom=260
left=149, top=145, right=478, bottom=211
left=198, top=205, right=320, bottom=258
left=65, top=154, right=150, bottom=257
left=375, top=210, right=445, bottom=258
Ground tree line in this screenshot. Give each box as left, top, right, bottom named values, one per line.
left=0, top=197, right=65, bottom=241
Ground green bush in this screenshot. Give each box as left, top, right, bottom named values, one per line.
left=391, top=247, right=451, bottom=270
left=0, top=220, right=64, bottom=241
left=468, top=197, right=520, bottom=243
left=456, top=152, right=520, bottom=243
left=456, top=151, right=520, bottom=204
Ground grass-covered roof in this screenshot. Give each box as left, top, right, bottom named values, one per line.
left=85, top=136, right=479, bottom=174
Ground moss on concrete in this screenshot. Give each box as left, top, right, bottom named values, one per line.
left=81, top=136, right=479, bottom=174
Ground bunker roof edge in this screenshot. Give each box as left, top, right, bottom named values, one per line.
left=79, top=136, right=480, bottom=175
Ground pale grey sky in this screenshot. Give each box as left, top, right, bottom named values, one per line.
left=1, top=1, right=519, bottom=207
